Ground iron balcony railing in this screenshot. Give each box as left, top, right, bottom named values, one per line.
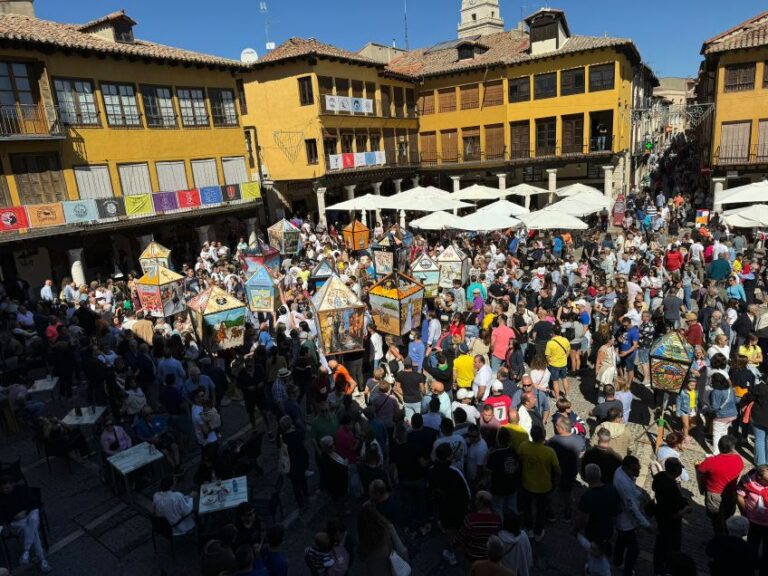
left=715, top=144, right=768, bottom=165
left=0, top=103, right=64, bottom=138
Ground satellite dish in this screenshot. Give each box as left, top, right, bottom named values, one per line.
left=240, top=48, right=259, bottom=63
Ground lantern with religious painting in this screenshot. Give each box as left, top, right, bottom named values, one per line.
left=368, top=272, right=424, bottom=336
left=139, top=241, right=171, bottom=274
left=187, top=286, right=247, bottom=352
left=135, top=266, right=185, bottom=318
left=310, top=258, right=336, bottom=291
left=387, top=224, right=414, bottom=247
left=436, top=244, right=470, bottom=288
left=239, top=239, right=280, bottom=272
left=310, top=275, right=365, bottom=356
left=410, top=253, right=440, bottom=299
left=267, top=218, right=301, bottom=255
left=649, top=332, right=694, bottom=393
left=343, top=220, right=370, bottom=251
left=370, top=232, right=408, bottom=278
left=244, top=264, right=280, bottom=313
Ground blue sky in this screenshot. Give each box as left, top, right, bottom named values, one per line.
left=38, top=0, right=767, bottom=78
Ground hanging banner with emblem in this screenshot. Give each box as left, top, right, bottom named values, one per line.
left=221, top=184, right=241, bottom=202
left=26, top=202, right=65, bottom=228
left=329, top=155, right=343, bottom=171
left=241, top=181, right=261, bottom=200
left=0, top=206, right=29, bottom=232
left=63, top=199, right=98, bottom=224
left=200, top=186, right=222, bottom=206
left=95, top=198, right=126, bottom=219
left=152, top=192, right=178, bottom=213
left=125, top=194, right=154, bottom=217
left=177, top=189, right=201, bottom=208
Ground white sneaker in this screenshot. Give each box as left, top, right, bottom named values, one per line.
left=40, top=559, right=53, bottom=573
left=19, top=551, right=30, bottom=565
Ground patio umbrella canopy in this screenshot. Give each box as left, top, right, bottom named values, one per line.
left=325, top=193, right=393, bottom=211
left=715, top=180, right=768, bottom=206
left=556, top=183, right=604, bottom=197
left=451, top=183, right=504, bottom=201
left=410, top=211, right=464, bottom=230
left=517, top=210, right=588, bottom=230
left=544, top=194, right=613, bottom=217
left=476, top=199, right=530, bottom=217
left=722, top=204, right=768, bottom=227
left=504, top=183, right=550, bottom=198
left=454, top=210, right=521, bottom=231
left=385, top=194, right=471, bottom=212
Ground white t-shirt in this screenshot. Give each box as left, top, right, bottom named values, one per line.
left=452, top=401, right=480, bottom=424
left=472, top=365, right=494, bottom=402
left=431, top=433, right=467, bottom=471
left=191, top=404, right=218, bottom=446
left=465, top=438, right=489, bottom=482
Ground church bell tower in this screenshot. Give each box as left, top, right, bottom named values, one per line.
left=458, top=0, right=504, bottom=38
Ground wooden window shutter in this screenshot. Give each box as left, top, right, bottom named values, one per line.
left=420, top=132, right=437, bottom=163
left=408, top=130, right=419, bottom=163
left=485, top=124, right=504, bottom=159
left=383, top=128, right=396, bottom=163
left=460, top=84, right=479, bottom=110
left=462, top=126, right=480, bottom=138
left=441, top=129, right=458, bottom=162
left=483, top=81, right=503, bottom=107
left=418, top=91, right=435, bottom=115
left=380, top=86, right=392, bottom=117
left=11, top=153, right=67, bottom=204
left=438, top=88, right=456, bottom=113
left=352, top=80, right=363, bottom=97
left=510, top=121, right=530, bottom=159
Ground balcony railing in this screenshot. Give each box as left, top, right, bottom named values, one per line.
left=0, top=104, right=63, bottom=139
left=715, top=144, right=768, bottom=165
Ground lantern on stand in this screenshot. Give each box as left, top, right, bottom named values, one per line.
left=310, top=258, right=336, bottom=291
left=267, top=218, right=301, bottom=255
left=387, top=224, right=414, bottom=247
left=310, top=274, right=365, bottom=355
left=649, top=332, right=694, bottom=394
left=410, top=253, right=440, bottom=299
left=368, top=272, right=425, bottom=336
left=370, top=232, right=408, bottom=278
left=187, top=286, right=247, bottom=352
left=244, top=264, right=280, bottom=313
left=135, top=266, right=185, bottom=318
left=139, top=241, right=171, bottom=274
left=436, top=244, right=470, bottom=288
left=342, top=220, right=370, bottom=251
left=240, top=239, right=280, bottom=272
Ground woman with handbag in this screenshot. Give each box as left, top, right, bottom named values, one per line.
left=356, top=500, right=409, bottom=576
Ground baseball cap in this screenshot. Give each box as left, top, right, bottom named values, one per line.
left=491, top=379, right=504, bottom=392
left=403, top=356, right=414, bottom=368
left=456, top=389, right=471, bottom=400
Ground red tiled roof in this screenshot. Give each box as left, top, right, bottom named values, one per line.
left=0, top=13, right=244, bottom=69
left=254, top=37, right=381, bottom=68
left=77, top=9, right=136, bottom=32
left=701, top=10, right=768, bottom=55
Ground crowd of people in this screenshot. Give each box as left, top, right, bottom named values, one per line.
left=1, top=142, right=768, bottom=574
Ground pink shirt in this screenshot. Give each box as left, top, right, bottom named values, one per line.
left=335, top=426, right=358, bottom=464
left=491, top=324, right=515, bottom=360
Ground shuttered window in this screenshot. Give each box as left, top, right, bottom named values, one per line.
left=462, top=126, right=481, bottom=161
left=758, top=120, right=768, bottom=161
left=589, top=64, right=615, bottom=92
left=408, top=130, right=419, bottom=163
left=406, top=89, right=416, bottom=117
left=438, top=88, right=456, bottom=113
left=318, top=76, right=334, bottom=96
left=393, top=87, right=405, bottom=118
left=209, top=89, right=238, bottom=126
left=355, top=132, right=368, bottom=153
left=54, top=78, right=98, bottom=125
left=369, top=131, right=381, bottom=151
left=156, top=161, right=188, bottom=191
left=101, top=83, right=141, bottom=127
left=365, top=82, right=376, bottom=115
left=380, top=86, right=391, bottom=117
left=508, top=77, right=530, bottom=103
left=418, top=91, right=435, bottom=115
left=141, top=85, right=176, bottom=128
left=441, top=129, right=458, bottom=163
left=222, top=156, right=249, bottom=184
left=536, top=118, right=556, bottom=155
left=297, top=76, right=314, bottom=106
left=118, top=162, right=152, bottom=196
left=720, top=121, right=751, bottom=163
left=485, top=124, right=505, bottom=159
left=724, top=63, right=756, bottom=92
left=191, top=159, right=220, bottom=188
left=352, top=80, right=364, bottom=98
left=383, top=128, right=396, bottom=164
left=510, top=121, right=530, bottom=159
left=11, top=153, right=67, bottom=204
left=74, top=165, right=114, bottom=199
left=420, top=132, right=437, bottom=164
left=460, top=84, right=479, bottom=110
left=561, top=68, right=585, bottom=96
left=534, top=73, right=557, bottom=99
left=562, top=114, right=584, bottom=154
left=482, top=81, right=503, bottom=107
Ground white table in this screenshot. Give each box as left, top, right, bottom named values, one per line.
left=62, top=406, right=107, bottom=426
left=198, top=476, right=248, bottom=515
left=108, top=442, right=165, bottom=496
left=29, top=376, right=58, bottom=401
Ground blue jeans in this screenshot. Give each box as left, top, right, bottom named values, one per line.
left=683, top=285, right=692, bottom=312
left=404, top=402, right=422, bottom=422
left=754, top=424, right=768, bottom=466
left=490, top=356, right=504, bottom=374
left=466, top=325, right=479, bottom=340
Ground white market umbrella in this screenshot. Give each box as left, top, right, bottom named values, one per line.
left=504, top=183, right=550, bottom=208
left=325, top=193, right=393, bottom=211
left=454, top=210, right=521, bottom=231
left=517, top=210, right=588, bottom=230
left=388, top=185, right=450, bottom=202
left=556, top=183, right=604, bottom=197
left=410, top=211, right=464, bottom=230
left=716, top=180, right=768, bottom=207
left=477, top=199, right=530, bottom=217
left=544, top=194, right=613, bottom=217
left=386, top=195, right=471, bottom=212
left=722, top=204, right=768, bottom=227
left=451, top=183, right=504, bottom=201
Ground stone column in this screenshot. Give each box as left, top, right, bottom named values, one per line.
left=68, top=248, right=86, bottom=287
left=400, top=209, right=406, bottom=229
left=196, top=225, right=211, bottom=246
left=546, top=168, right=558, bottom=204
left=450, top=175, right=462, bottom=192
left=137, top=234, right=153, bottom=251
left=411, top=175, right=420, bottom=189
left=316, top=187, right=328, bottom=229
left=496, top=173, right=507, bottom=194
left=712, top=177, right=727, bottom=213
left=344, top=184, right=356, bottom=201
left=246, top=217, right=259, bottom=246
left=602, top=165, right=615, bottom=197
left=393, top=179, right=403, bottom=194
left=371, top=182, right=383, bottom=226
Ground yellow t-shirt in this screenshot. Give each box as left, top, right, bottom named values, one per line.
left=502, top=424, right=530, bottom=452
left=739, top=344, right=762, bottom=365
left=482, top=313, right=497, bottom=331
left=453, top=354, right=475, bottom=388
left=545, top=336, right=570, bottom=368
left=733, top=260, right=743, bottom=273
left=517, top=440, right=560, bottom=493
left=689, top=390, right=697, bottom=410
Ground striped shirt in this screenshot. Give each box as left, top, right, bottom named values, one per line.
left=459, top=510, right=503, bottom=561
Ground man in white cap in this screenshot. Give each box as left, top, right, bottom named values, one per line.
left=452, top=388, right=480, bottom=425
left=485, top=380, right=512, bottom=425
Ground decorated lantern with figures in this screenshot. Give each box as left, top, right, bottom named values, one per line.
left=267, top=218, right=301, bottom=255
left=244, top=264, right=280, bottom=313
left=649, top=332, right=695, bottom=394
left=135, top=266, right=185, bottom=318
left=310, top=275, right=365, bottom=355
left=370, top=232, right=408, bottom=278
left=368, top=272, right=425, bottom=336
left=187, top=286, right=247, bottom=352
left=410, top=253, right=440, bottom=299
left=342, top=220, right=370, bottom=251
left=239, top=239, right=280, bottom=272
left=310, top=258, right=336, bottom=291
left=139, top=241, right=171, bottom=274
left=436, top=244, right=470, bottom=288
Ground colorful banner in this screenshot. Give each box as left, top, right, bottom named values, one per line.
left=200, top=186, right=222, bottom=205
left=354, top=153, right=367, bottom=167
left=177, top=189, right=201, bottom=208
left=329, top=152, right=385, bottom=171
left=325, top=95, right=339, bottom=112
left=0, top=206, right=29, bottom=232
left=338, top=97, right=351, bottom=113
left=125, top=194, right=154, bottom=217
left=325, top=96, right=372, bottom=114
left=221, top=184, right=241, bottom=202
left=695, top=209, right=710, bottom=225
left=63, top=199, right=98, bottom=224
left=96, top=198, right=126, bottom=219
left=364, top=151, right=377, bottom=166
left=26, top=202, right=65, bottom=228
left=342, top=153, right=355, bottom=169
left=152, top=191, right=178, bottom=213
left=329, top=155, right=343, bottom=171
left=375, top=151, right=386, bottom=165
left=241, top=181, right=261, bottom=200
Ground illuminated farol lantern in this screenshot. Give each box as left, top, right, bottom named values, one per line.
left=370, top=232, right=408, bottom=278
left=240, top=239, right=280, bottom=272
left=649, top=332, right=694, bottom=394
left=139, top=241, right=171, bottom=274
left=267, top=218, right=301, bottom=255
left=368, top=272, right=425, bottom=336
left=410, top=253, right=440, bottom=299
left=436, top=244, right=470, bottom=288
left=244, top=264, right=280, bottom=313
left=342, top=220, right=370, bottom=251
left=187, top=286, right=247, bottom=352
left=310, top=258, right=336, bottom=291
left=135, top=266, right=185, bottom=318
left=310, top=275, right=365, bottom=356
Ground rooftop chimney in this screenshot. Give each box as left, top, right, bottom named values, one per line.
left=0, top=0, right=35, bottom=17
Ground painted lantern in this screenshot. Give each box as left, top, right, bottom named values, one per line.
left=139, top=241, right=171, bottom=274
left=267, top=218, right=301, bottom=255
left=310, top=275, right=365, bottom=356
left=135, top=266, right=185, bottom=318
left=410, top=253, right=440, bottom=299
left=187, top=286, right=247, bottom=352
left=649, top=332, right=694, bottom=393
left=436, top=244, right=470, bottom=289
left=310, top=258, right=336, bottom=291
left=368, top=272, right=425, bottom=336
left=245, top=264, right=280, bottom=313
left=370, top=232, right=408, bottom=278
left=342, top=220, right=370, bottom=251
left=240, top=239, right=280, bottom=272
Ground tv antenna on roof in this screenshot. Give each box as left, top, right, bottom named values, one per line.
left=403, top=0, right=409, bottom=50
left=260, top=1, right=274, bottom=52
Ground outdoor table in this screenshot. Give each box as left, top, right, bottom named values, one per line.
left=107, top=442, right=165, bottom=496
left=62, top=406, right=107, bottom=427
left=28, top=376, right=58, bottom=401
left=198, top=476, right=248, bottom=516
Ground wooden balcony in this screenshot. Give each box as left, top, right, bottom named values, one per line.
left=0, top=104, right=64, bottom=140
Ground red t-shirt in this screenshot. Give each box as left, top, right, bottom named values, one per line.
left=335, top=425, right=358, bottom=464
left=696, top=453, right=744, bottom=494
left=664, top=250, right=684, bottom=272
left=485, top=394, right=512, bottom=425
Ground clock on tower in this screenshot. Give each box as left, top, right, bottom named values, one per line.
left=458, top=0, right=505, bottom=39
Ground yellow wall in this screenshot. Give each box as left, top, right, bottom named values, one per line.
left=710, top=47, right=768, bottom=166
left=0, top=47, right=249, bottom=206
